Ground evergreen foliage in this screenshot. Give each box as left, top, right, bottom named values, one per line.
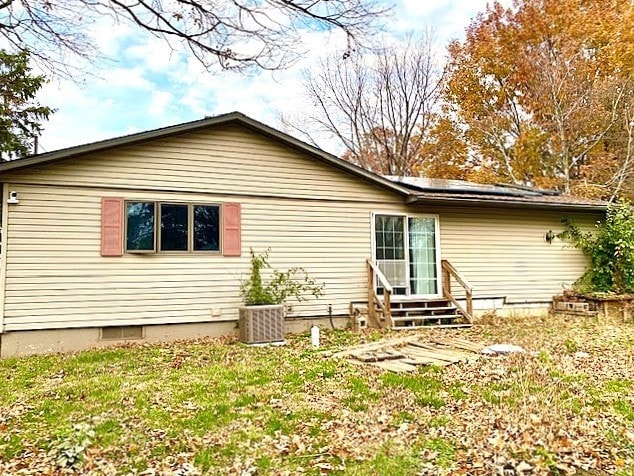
left=0, top=50, right=52, bottom=159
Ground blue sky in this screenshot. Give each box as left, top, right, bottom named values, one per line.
left=35, top=1, right=500, bottom=155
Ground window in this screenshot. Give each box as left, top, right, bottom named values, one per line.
left=126, top=202, right=155, bottom=251
left=125, top=201, right=220, bottom=253
left=160, top=204, right=188, bottom=251
left=193, top=205, right=220, bottom=251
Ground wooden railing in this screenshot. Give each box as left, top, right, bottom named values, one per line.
left=366, top=259, right=393, bottom=328
left=441, top=259, right=473, bottom=322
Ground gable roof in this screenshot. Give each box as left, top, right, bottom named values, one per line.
left=0, top=111, right=608, bottom=212
left=0, top=111, right=411, bottom=197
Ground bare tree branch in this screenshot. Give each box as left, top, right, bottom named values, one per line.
left=295, top=31, right=444, bottom=176
left=0, top=0, right=389, bottom=77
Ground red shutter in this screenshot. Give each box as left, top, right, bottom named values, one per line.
left=223, top=203, right=241, bottom=257
left=101, top=198, right=124, bottom=257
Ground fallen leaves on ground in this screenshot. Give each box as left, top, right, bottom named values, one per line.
left=0, top=314, right=633, bottom=475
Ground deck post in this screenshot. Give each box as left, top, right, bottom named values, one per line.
left=466, top=290, right=473, bottom=318
left=384, top=288, right=391, bottom=318
left=442, top=266, right=451, bottom=297
left=441, top=259, right=474, bottom=323
left=367, top=260, right=376, bottom=323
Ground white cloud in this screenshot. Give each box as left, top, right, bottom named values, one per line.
left=36, top=0, right=506, bottom=153
left=148, top=91, right=173, bottom=116
left=102, top=67, right=154, bottom=90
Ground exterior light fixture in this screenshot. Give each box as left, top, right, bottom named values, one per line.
left=7, top=191, right=19, bottom=204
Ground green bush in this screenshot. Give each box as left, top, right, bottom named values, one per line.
left=561, top=203, right=634, bottom=294
left=240, top=248, right=324, bottom=312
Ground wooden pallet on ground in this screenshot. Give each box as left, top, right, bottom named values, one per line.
left=331, top=334, right=484, bottom=373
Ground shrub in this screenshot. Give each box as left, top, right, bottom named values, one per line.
left=240, top=248, right=324, bottom=312
left=560, top=203, right=634, bottom=294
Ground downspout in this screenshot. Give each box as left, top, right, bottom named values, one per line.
left=0, top=184, right=8, bottom=339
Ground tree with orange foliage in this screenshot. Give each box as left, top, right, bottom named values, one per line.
left=445, top=0, right=633, bottom=199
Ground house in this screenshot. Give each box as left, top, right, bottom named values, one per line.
left=0, top=112, right=605, bottom=357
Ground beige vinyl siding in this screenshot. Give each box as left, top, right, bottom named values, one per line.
left=436, top=206, right=595, bottom=303
left=0, top=123, right=600, bottom=332
left=2, top=187, right=597, bottom=331
left=3, top=124, right=402, bottom=203
left=2, top=184, right=403, bottom=331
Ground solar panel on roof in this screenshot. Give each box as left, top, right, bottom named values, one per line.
left=383, top=176, right=545, bottom=197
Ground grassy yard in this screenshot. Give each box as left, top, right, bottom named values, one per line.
left=1, top=315, right=633, bottom=475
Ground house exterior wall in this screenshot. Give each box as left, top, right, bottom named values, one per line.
left=434, top=206, right=597, bottom=305
left=0, top=123, right=599, bottom=356
left=0, top=124, right=404, bottom=337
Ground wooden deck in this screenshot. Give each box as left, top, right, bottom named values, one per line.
left=332, top=335, right=484, bottom=373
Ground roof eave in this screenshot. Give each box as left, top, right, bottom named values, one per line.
left=410, top=195, right=607, bottom=212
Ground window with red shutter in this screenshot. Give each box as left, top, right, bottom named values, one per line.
left=101, top=198, right=123, bottom=256
left=223, top=203, right=241, bottom=257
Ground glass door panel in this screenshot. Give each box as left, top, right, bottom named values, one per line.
left=374, top=215, right=408, bottom=294
left=408, top=217, right=438, bottom=295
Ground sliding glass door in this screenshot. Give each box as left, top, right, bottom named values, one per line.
left=374, top=215, right=408, bottom=295
left=374, top=214, right=440, bottom=297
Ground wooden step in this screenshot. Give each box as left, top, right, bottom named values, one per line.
left=392, top=300, right=452, bottom=308
left=390, top=323, right=472, bottom=330
left=393, top=323, right=465, bottom=329
left=390, top=305, right=456, bottom=313
left=392, top=313, right=462, bottom=322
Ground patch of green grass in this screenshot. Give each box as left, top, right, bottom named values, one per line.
left=393, top=411, right=415, bottom=425
left=0, top=356, right=63, bottom=402
left=346, top=443, right=423, bottom=475
left=93, top=419, right=124, bottom=447
left=476, top=381, right=518, bottom=407
left=421, top=437, right=456, bottom=468
left=67, top=348, right=130, bottom=368
left=561, top=373, right=587, bottom=384
left=481, top=388, right=503, bottom=405
left=563, top=338, right=579, bottom=353
left=537, top=350, right=552, bottom=364
left=534, top=446, right=559, bottom=472
left=428, top=415, right=452, bottom=428
left=264, top=412, right=297, bottom=436
left=448, top=383, right=467, bottom=400
left=256, top=454, right=274, bottom=472
left=305, top=359, right=340, bottom=379
left=559, top=391, right=585, bottom=414
left=381, top=372, right=445, bottom=408
left=234, top=393, right=259, bottom=408
left=281, top=371, right=305, bottom=391
left=604, top=379, right=633, bottom=394
left=0, top=434, right=24, bottom=459
left=194, top=447, right=219, bottom=472
left=613, top=400, right=634, bottom=421
left=344, top=377, right=378, bottom=411
left=179, top=404, right=237, bottom=433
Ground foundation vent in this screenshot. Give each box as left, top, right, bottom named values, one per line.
left=101, top=326, right=143, bottom=341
